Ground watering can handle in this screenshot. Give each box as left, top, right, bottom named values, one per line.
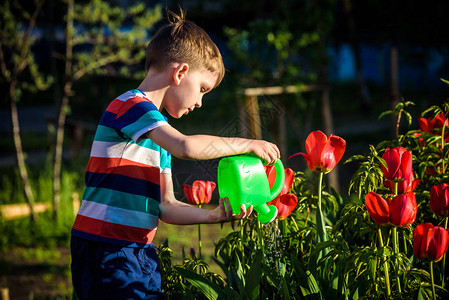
left=269, top=159, right=285, bottom=200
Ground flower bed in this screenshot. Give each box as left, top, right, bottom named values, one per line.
left=160, top=98, right=449, bottom=299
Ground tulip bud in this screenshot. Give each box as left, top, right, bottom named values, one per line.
left=381, top=147, right=413, bottom=182
left=289, top=130, right=346, bottom=174
left=389, top=192, right=417, bottom=228
left=365, top=191, right=417, bottom=228
left=414, top=223, right=449, bottom=262
left=365, top=192, right=390, bottom=226
left=430, top=183, right=449, bottom=217
left=182, top=180, right=216, bottom=205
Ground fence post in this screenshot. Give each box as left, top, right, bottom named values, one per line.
left=239, top=100, right=249, bottom=138
left=245, top=95, right=262, bottom=140
left=277, top=99, right=287, bottom=163
left=1, top=288, right=9, bottom=300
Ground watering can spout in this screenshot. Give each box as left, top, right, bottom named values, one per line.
left=255, top=203, right=278, bottom=223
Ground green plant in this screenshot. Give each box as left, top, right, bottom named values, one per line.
left=0, top=163, right=83, bottom=250
left=158, top=98, right=449, bottom=299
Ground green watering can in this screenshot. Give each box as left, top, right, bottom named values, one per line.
left=217, top=154, right=285, bottom=223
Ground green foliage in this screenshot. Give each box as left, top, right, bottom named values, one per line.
left=157, top=99, right=449, bottom=299
left=157, top=239, right=226, bottom=299
left=378, top=100, right=415, bottom=127
left=0, top=0, right=53, bottom=98
left=346, top=145, right=385, bottom=199
left=2, top=2, right=448, bottom=298
left=0, top=165, right=82, bottom=250
left=223, top=0, right=337, bottom=87
left=69, top=0, right=162, bottom=81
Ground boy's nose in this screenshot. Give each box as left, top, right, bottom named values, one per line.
left=195, top=98, right=202, bottom=108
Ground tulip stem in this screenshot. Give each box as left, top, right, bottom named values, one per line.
left=442, top=217, right=448, bottom=288
left=240, top=219, right=245, bottom=264
left=257, top=220, right=265, bottom=257
left=197, top=223, right=202, bottom=258
left=316, top=172, right=328, bottom=255
left=431, top=261, right=436, bottom=300
left=392, top=227, right=402, bottom=293
left=198, top=204, right=202, bottom=258
left=378, top=228, right=391, bottom=298
left=291, top=215, right=300, bottom=232
left=280, top=218, right=287, bottom=237
left=442, top=123, right=446, bottom=174
left=392, top=182, right=402, bottom=293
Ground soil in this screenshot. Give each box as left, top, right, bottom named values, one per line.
left=0, top=247, right=72, bottom=300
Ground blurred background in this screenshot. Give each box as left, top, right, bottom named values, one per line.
left=0, top=0, right=448, bottom=298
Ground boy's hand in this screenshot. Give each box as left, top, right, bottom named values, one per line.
left=248, top=140, right=280, bottom=165
left=208, top=197, right=253, bottom=222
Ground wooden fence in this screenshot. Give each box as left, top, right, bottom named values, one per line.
left=239, top=83, right=340, bottom=191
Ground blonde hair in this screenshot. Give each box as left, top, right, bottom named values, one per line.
left=145, top=10, right=225, bottom=88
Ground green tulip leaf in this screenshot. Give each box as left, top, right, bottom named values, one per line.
left=290, top=255, right=321, bottom=299
left=174, top=266, right=225, bottom=300
left=244, top=251, right=262, bottom=300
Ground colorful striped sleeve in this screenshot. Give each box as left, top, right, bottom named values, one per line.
left=104, top=90, right=170, bottom=143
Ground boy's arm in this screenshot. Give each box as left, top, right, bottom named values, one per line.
left=146, top=124, right=280, bottom=164
left=158, top=173, right=252, bottom=225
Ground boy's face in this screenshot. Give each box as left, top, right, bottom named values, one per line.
left=165, top=65, right=218, bottom=119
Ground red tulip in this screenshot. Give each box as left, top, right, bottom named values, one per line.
left=365, top=192, right=390, bottom=225
left=365, top=191, right=417, bottom=228
left=265, top=167, right=298, bottom=220
left=272, top=194, right=298, bottom=220
left=381, top=147, right=413, bottom=182
left=264, top=164, right=277, bottom=188
left=289, top=130, right=346, bottom=174
left=430, top=183, right=449, bottom=217
left=418, top=113, right=449, bottom=136
left=182, top=180, right=216, bottom=205
left=389, top=192, right=417, bottom=228
left=383, top=173, right=421, bottom=194
left=413, top=223, right=449, bottom=262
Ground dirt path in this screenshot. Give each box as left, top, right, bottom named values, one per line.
left=0, top=247, right=72, bottom=300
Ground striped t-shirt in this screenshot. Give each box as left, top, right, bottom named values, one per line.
left=71, top=89, right=171, bottom=248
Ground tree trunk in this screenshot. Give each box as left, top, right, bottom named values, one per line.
left=319, top=42, right=339, bottom=192
left=9, top=82, right=37, bottom=222
left=3, top=0, right=46, bottom=223
left=53, top=92, right=70, bottom=219
left=53, top=0, right=74, bottom=219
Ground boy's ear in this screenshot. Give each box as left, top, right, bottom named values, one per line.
left=173, top=63, right=190, bottom=85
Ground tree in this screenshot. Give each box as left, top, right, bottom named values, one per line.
left=0, top=0, right=53, bottom=221
left=52, top=0, right=163, bottom=218
left=222, top=0, right=339, bottom=189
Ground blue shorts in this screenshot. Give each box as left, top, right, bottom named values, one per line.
left=71, top=235, right=165, bottom=300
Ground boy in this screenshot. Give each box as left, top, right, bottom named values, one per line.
left=71, top=10, right=280, bottom=299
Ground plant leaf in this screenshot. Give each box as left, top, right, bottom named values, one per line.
left=174, top=266, right=225, bottom=300
left=291, top=255, right=321, bottom=298
left=245, top=250, right=263, bottom=300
